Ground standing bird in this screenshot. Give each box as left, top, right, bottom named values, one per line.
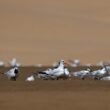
left=8, top=58, right=21, bottom=67
left=3, top=67, right=19, bottom=81
left=26, top=60, right=70, bottom=81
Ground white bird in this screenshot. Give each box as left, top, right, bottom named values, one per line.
left=35, top=60, right=70, bottom=80
left=3, top=67, right=19, bottom=81
left=106, top=66, right=110, bottom=72
left=0, top=61, right=4, bottom=67
left=100, top=76, right=110, bottom=80
left=64, top=68, right=70, bottom=77
left=72, top=68, right=91, bottom=80
left=26, top=75, right=35, bottom=81
left=93, top=66, right=110, bottom=80
left=8, top=58, right=21, bottom=67
left=68, top=59, right=80, bottom=67
left=90, top=67, right=107, bottom=79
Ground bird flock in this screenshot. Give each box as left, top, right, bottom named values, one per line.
left=1, top=58, right=110, bottom=81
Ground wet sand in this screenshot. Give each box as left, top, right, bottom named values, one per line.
left=0, top=67, right=110, bottom=110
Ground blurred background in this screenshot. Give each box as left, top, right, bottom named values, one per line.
left=0, top=0, right=110, bottom=65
